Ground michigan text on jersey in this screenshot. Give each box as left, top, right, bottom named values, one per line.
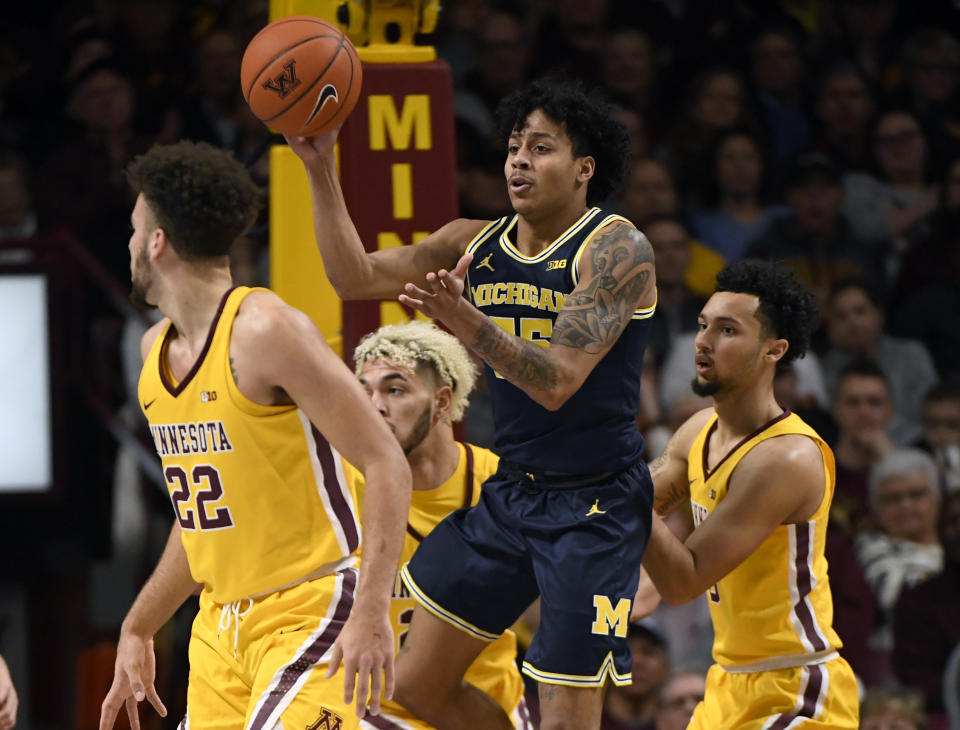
left=470, top=282, right=565, bottom=312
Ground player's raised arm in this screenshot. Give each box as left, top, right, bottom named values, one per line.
left=100, top=524, right=199, bottom=730
left=401, top=221, right=656, bottom=411
left=286, top=130, right=484, bottom=301
left=643, top=435, right=826, bottom=605
left=232, top=291, right=411, bottom=716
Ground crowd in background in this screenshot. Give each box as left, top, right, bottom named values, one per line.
left=1, top=0, right=960, bottom=728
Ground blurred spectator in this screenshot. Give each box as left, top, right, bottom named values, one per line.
left=602, top=27, right=663, bottom=142
left=891, top=156, right=960, bottom=378
left=177, top=28, right=247, bottom=151
left=688, top=128, right=789, bottom=260
left=653, top=669, right=705, bottom=730
left=38, top=58, right=154, bottom=282
left=644, top=217, right=705, bottom=367
left=749, top=25, right=812, bottom=163
left=667, top=67, right=754, bottom=207
left=818, top=0, right=904, bottom=89
left=745, top=152, right=883, bottom=308
left=893, top=485, right=960, bottom=720
left=813, top=60, right=876, bottom=172
left=0, top=149, right=36, bottom=240
left=897, top=27, right=960, bottom=158
left=616, top=158, right=724, bottom=298
left=859, top=687, right=929, bottom=730
left=602, top=619, right=670, bottom=730
left=455, top=8, right=532, bottom=142
left=774, top=361, right=834, bottom=441
left=529, top=0, right=611, bottom=85
left=855, top=449, right=943, bottom=658
left=821, top=279, right=938, bottom=445
left=433, top=0, right=492, bottom=86
left=843, top=108, right=939, bottom=270
left=920, top=381, right=960, bottom=492
left=830, top=360, right=895, bottom=537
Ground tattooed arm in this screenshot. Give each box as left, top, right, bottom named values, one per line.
left=649, top=408, right=713, bottom=515
left=400, top=221, right=656, bottom=410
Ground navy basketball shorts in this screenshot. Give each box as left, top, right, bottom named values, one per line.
left=401, top=458, right=653, bottom=687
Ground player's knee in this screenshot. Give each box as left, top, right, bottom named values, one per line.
left=393, top=668, right=443, bottom=721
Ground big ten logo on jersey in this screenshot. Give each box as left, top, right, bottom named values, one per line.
left=546, top=258, right=567, bottom=271
left=201, top=390, right=217, bottom=402
left=307, top=707, right=345, bottom=730
left=591, top=595, right=630, bottom=637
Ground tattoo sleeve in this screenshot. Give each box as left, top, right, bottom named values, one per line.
left=472, top=319, right=559, bottom=389
left=552, top=225, right=655, bottom=354
left=649, top=440, right=690, bottom=515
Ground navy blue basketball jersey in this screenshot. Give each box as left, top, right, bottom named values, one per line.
left=464, top=207, right=654, bottom=474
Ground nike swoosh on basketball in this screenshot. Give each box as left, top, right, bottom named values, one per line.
left=302, top=83, right=339, bottom=127
left=143, top=398, right=157, bottom=410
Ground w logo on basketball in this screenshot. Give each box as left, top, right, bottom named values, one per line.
left=262, top=60, right=301, bottom=98
left=307, top=708, right=343, bottom=730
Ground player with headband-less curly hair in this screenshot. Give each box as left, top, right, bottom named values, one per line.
left=643, top=259, right=859, bottom=729
left=289, top=75, right=658, bottom=729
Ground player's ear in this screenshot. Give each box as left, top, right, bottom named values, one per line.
left=766, top=338, right=789, bottom=363
left=150, top=227, right=170, bottom=261
left=577, top=155, right=595, bottom=184
left=434, top=385, right=453, bottom=423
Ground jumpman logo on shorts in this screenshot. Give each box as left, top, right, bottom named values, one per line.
left=586, top=499, right=607, bottom=516
left=476, top=253, right=495, bottom=272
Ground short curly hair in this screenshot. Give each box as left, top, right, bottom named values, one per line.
left=126, top=141, right=262, bottom=260
left=715, top=260, right=817, bottom=366
left=496, top=77, right=630, bottom=205
left=353, top=321, right=479, bottom=422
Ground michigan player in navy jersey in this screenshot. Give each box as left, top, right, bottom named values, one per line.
left=643, top=261, right=859, bottom=728
left=99, top=142, right=411, bottom=730
left=288, top=78, right=657, bottom=729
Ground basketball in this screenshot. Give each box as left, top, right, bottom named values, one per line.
left=240, top=15, right=362, bottom=138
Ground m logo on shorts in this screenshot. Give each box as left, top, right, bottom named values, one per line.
left=591, top=595, right=630, bottom=637
left=307, top=708, right=343, bottom=730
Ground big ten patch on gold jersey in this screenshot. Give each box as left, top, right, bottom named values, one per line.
left=688, top=411, right=843, bottom=670
left=464, top=208, right=654, bottom=474
left=138, top=286, right=360, bottom=604
left=344, top=443, right=526, bottom=727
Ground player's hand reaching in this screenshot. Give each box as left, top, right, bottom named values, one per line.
left=284, top=125, right=344, bottom=164
left=99, top=633, right=167, bottom=730
left=0, top=654, right=17, bottom=730
left=399, top=253, right=473, bottom=324
left=325, top=605, right=395, bottom=717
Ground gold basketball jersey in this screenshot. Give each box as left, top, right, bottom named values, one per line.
left=345, top=443, right=525, bottom=721
left=688, top=411, right=843, bottom=670
left=139, top=287, right=360, bottom=604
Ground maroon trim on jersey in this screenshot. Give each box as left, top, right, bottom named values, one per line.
left=248, top=568, right=357, bottom=729
left=794, top=524, right=828, bottom=651
left=767, top=664, right=824, bottom=729
left=462, top=442, right=475, bottom=507
left=361, top=712, right=408, bottom=729
left=311, top=425, right=361, bottom=553
left=701, top=410, right=791, bottom=481
left=406, top=443, right=476, bottom=545
left=159, top=286, right=238, bottom=397
left=516, top=696, right=534, bottom=729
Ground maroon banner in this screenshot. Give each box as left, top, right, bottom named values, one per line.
left=337, top=60, right=458, bottom=362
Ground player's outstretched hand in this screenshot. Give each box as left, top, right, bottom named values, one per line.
left=399, top=253, right=473, bottom=323
left=0, top=654, right=17, bottom=730
left=325, top=606, right=395, bottom=718
left=99, top=634, right=167, bottom=730
left=284, top=125, right=343, bottom=164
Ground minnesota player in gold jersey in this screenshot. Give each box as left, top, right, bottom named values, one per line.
left=642, top=260, right=859, bottom=729
left=341, top=321, right=531, bottom=730
left=99, top=141, right=411, bottom=730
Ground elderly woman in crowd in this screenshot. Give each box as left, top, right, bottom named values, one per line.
left=854, top=448, right=944, bottom=656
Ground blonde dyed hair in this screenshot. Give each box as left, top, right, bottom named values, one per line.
left=353, top=321, right=478, bottom=421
